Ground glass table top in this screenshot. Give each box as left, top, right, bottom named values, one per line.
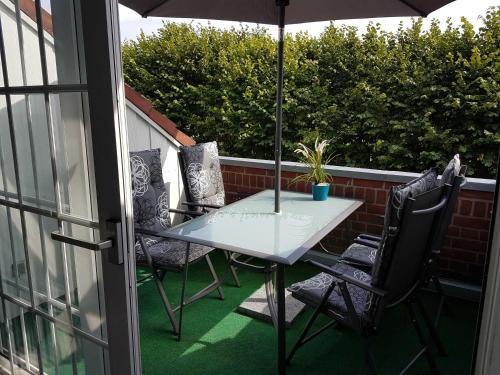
left=163, top=190, right=363, bottom=265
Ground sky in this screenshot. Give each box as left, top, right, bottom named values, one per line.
left=119, top=0, right=500, bottom=41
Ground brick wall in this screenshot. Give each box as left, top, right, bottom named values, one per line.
left=221, top=163, right=494, bottom=284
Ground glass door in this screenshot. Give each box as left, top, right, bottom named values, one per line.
left=0, top=0, right=138, bottom=374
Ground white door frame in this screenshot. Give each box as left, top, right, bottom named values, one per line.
left=474, top=160, right=500, bottom=375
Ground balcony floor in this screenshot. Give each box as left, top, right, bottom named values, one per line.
left=137, top=254, right=478, bottom=375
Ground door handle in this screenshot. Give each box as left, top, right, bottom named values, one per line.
left=50, top=219, right=124, bottom=265
left=51, top=231, right=113, bottom=251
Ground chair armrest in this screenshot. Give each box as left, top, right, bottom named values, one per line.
left=182, top=201, right=223, bottom=210
left=358, top=234, right=382, bottom=242
left=135, top=228, right=174, bottom=241
left=353, top=238, right=379, bottom=249
left=169, top=208, right=204, bottom=217
left=306, top=260, right=387, bottom=297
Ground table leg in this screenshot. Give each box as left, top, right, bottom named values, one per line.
left=277, top=264, right=286, bottom=375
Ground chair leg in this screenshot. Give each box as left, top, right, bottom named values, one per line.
left=287, top=282, right=336, bottom=365
left=415, top=296, right=447, bottom=356
left=177, top=243, right=191, bottom=342
left=224, top=251, right=241, bottom=287
left=151, top=268, right=179, bottom=335
left=432, top=276, right=452, bottom=324
left=406, top=302, right=440, bottom=375
left=138, top=235, right=179, bottom=335
left=206, top=254, right=224, bottom=300
left=363, top=336, right=378, bottom=375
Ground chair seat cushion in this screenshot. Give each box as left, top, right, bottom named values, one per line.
left=288, top=263, right=372, bottom=327
left=135, top=236, right=214, bottom=270
left=340, top=243, right=377, bottom=269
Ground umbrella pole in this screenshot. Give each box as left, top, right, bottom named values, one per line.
left=274, top=2, right=286, bottom=214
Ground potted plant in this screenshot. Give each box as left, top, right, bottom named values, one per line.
left=292, top=138, right=334, bottom=201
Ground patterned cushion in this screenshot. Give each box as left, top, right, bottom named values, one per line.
left=135, top=236, right=213, bottom=270
left=340, top=243, right=377, bottom=269
left=371, top=168, right=438, bottom=286
left=288, top=263, right=372, bottom=327
left=130, top=149, right=171, bottom=232
left=180, top=142, right=225, bottom=208
left=440, top=154, right=460, bottom=186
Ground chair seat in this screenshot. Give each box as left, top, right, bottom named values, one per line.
left=288, top=263, right=372, bottom=327
left=135, top=236, right=214, bottom=270
left=340, top=243, right=377, bottom=270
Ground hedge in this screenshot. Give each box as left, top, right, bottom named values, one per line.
left=122, top=9, right=499, bottom=178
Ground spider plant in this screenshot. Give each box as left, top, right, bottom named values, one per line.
left=291, top=138, right=335, bottom=185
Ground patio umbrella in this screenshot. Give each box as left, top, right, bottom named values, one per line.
left=120, top=0, right=454, bottom=213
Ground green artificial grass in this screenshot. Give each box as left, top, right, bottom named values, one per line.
left=138, top=253, right=478, bottom=375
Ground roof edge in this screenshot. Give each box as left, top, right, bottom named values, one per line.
left=124, top=84, right=196, bottom=146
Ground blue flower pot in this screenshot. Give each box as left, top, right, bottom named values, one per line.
left=312, top=183, right=330, bottom=201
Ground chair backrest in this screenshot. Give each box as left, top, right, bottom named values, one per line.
left=381, top=186, right=445, bottom=304
left=430, top=164, right=467, bottom=253
left=179, top=141, right=225, bottom=210
left=130, top=148, right=171, bottom=233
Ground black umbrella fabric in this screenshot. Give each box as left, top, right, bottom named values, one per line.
left=120, top=0, right=455, bottom=213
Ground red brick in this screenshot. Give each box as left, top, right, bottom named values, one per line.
left=235, top=174, right=243, bottom=186
left=480, top=231, right=490, bottom=242
left=246, top=167, right=267, bottom=175
left=357, top=212, right=381, bottom=224
left=376, top=190, right=388, bottom=204
left=225, top=172, right=235, bottom=184
left=448, top=260, right=468, bottom=274
left=460, top=190, right=494, bottom=200
left=367, top=224, right=383, bottom=234
left=334, top=185, right=345, bottom=197
left=242, top=174, right=250, bottom=187
left=383, top=181, right=401, bottom=189
left=366, top=204, right=385, bottom=215
left=451, top=250, right=477, bottom=263
left=249, top=175, right=257, bottom=187
left=354, top=187, right=365, bottom=199
left=452, top=238, right=488, bottom=252
left=345, top=186, right=353, bottom=198
left=461, top=228, right=479, bottom=240
left=453, top=216, right=490, bottom=230
left=351, top=222, right=366, bottom=232
left=267, top=169, right=275, bottom=176
left=459, top=199, right=473, bottom=216
left=222, top=165, right=244, bottom=173
left=281, top=171, right=298, bottom=179
left=365, top=188, right=376, bottom=204
left=447, top=225, right=460, bottom=237
left=333, top=177, right=351, bottom=185
left=265, top=177, right=273, bottom=189
left=353, top=178, right=384, bottom=188
left=473, top=201, right=487, bottom=218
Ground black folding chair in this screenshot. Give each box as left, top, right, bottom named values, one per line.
left=131, top=148, right=224, bottom=340
left=340, top=163, right=467, bottom=323
left=288, top=182, right=448, bottom=374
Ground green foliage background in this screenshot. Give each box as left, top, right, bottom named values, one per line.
left=122, top=9, right=499, bottom=178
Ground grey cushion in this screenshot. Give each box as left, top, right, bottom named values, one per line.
left=180, top=141, right=225, bottom=209
left=340, top=243, right=377, bottom=269
left=371, top=168, right=438, bottom=286
left=135, top=236, right=213, bottom=270
left=130, top=149, right=171, bottom=232
left=289, top=263, right=372, bottom=328
left=440, top=154, right=461, bottom=186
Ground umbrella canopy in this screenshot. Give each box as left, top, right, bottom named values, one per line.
left=120, top=0, right=455, bottom=213
left=120, top=0, right=453, bottom=24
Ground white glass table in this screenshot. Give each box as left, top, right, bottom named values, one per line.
left=162, top=190, right=363, bottom=374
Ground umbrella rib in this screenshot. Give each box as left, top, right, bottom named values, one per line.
left=142, top=0, right=171, bottom=17
left=397, top=0, right=427, bottom=17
